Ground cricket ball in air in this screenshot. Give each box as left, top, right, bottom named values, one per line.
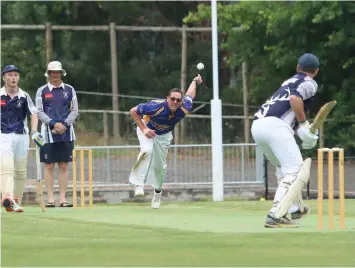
left=197, top=63, right=204, bottom=70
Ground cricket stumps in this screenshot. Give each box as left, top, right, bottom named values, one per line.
left=72, top=149, right=93, bottom=208
left=317, top=148, right=345, bottom=230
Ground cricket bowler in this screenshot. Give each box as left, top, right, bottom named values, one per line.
left=251, top=53, right=320, bottom=228
left=1, top=65, right=44, bottom=212
left=129, top=74, right=203, bottom=209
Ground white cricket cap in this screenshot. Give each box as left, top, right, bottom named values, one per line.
left=44, top=61, right=67, bottom=77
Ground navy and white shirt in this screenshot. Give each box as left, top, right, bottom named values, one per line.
left=254, top=72, right=318, bottom=129
left=0, top=87, right=37, bottom=134
left=36, top=82, right=78, bottom=144
left=136, top=95, right=193, bottom=135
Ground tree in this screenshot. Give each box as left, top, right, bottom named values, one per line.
left=1, top=2, right=218, bottom=143
left=184, top=1, right=355, bottom=153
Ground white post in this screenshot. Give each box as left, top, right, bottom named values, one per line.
left=211, top=0, right=224, bottom=201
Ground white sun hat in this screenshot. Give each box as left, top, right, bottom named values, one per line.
left=44, top=61, right=67, bottom=77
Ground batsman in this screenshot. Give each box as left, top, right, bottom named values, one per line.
left=1, top=65, right=44, bottom=212
left=129, top=74, right=202, bottom=209
left=251, top=53, right=320, bottom=228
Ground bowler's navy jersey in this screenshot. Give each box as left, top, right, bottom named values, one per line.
left=254, top=72, right=318, bottom=128
left=0, top=87, right=37, bottom=134
left=36, top=82, right=78, bottom=144
left=136, top=95, right=193, bottom=135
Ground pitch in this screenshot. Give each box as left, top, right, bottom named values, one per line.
left=2, top=200, right=354, bottom=267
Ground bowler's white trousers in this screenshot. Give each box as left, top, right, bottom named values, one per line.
left=129, top=127, right=173, bottom=190
left=251, top=117, right=304, bottom=214
left=0, top=133, right=30, bottom=198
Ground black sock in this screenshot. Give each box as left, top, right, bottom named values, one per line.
left=155, top=189, right=162, bottom=193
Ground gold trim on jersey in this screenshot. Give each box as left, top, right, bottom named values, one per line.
left=181, top=106, right=190, bottom=115
left=143, top=115, right=150, bottom=124
left=143, top=106, right=165, bottom=124
left=152, top=106, right=165, bottom=117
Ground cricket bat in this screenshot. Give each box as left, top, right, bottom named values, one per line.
left=310, top=101, right=337, bottom=134
left=35, top=146, right=46, bottom=212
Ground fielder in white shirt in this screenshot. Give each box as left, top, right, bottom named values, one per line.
left=251, top=53, right=320, bottom=228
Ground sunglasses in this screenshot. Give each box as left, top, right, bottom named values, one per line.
left=169, top=97, right=182, bottom=103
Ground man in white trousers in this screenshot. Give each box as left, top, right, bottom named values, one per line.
left=251, top=53, right=320, bottom=228
left=1, top=65, right=44, bottom=212
left=129, top=74, right=203, bottom=209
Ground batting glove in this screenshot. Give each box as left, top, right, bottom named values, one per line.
left=302, top=139, right=318, bottom=150
left=309, top=123, right=319, bottom=135
left=297, top=120, right=319, bottom=144
left=31, top=131, right=45, bottom=148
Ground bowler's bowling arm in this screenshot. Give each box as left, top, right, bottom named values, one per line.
left=185, top=80, right=198, bottom=100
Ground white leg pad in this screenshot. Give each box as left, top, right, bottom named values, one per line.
left=274, top=158, right=312, bottom=219
left=14, top=157, right=27, bottom=203
left=275, top=167, right=304, bottom=214
left=1, top=155, right=14, bottom=198
left=288, top=192, right=307, bottom=214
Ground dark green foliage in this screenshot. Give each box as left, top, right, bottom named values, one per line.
left=185, top=1, right=355, bottom=154
left=2, top=2, right=355, bottom=150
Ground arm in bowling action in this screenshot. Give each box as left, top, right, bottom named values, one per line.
left=185, top=74, right=203, bottom=100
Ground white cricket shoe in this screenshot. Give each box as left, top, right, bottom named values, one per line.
left=13, top=200, right=24, bottom=213
left=134, top=185, right=144, bottom=197
left=151, top=190, right=162, bottom=209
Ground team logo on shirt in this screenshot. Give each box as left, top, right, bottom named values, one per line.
left=63, top=91, right=69, bottom=99
left=0, top=100, right=6, bottom=106
left=255, top=88, right=291, bottom=118
left=16, top=100, right=23, bottom=108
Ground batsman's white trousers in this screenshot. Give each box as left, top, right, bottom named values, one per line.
left=129, top=127, right=173, bottom=190
left=0, top=133, right=30, bottom=158
left=251, top=117, right=304, bottom=214
left=0, top=133, right=30, bottom=197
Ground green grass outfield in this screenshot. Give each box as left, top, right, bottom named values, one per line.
left=2, top=200, right=355, bottom=267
